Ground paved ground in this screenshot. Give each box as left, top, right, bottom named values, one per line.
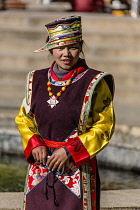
left=0, top=190, right=140, bottom=209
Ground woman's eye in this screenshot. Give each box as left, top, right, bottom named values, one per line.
left=71, top=47, right=76, bottom=49
left=59, top=48, right=64, bottom=50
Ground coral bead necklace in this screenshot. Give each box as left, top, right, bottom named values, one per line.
left=47, top=70, right=77, bottom=108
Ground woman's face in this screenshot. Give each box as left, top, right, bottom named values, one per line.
left=51, top=43, right=81, bottom=70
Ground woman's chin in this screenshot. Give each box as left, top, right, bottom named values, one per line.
left=58, top=64, right=72, bottom=71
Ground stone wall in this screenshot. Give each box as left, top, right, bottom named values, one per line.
left=97, top=124, right=140, bottom=171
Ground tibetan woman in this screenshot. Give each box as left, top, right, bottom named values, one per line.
left=15, top=16, right=115, bottom=210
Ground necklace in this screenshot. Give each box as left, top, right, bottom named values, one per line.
left=47, top=70, right=77, bottom=108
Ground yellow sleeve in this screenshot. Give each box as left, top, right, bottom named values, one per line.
left=79, top=78, right=115, bottom=159
left=15, top=98, right=45, bottom=162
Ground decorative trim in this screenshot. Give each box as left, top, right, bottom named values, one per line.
left=78, top=72, right=110, bottom=135
left=78, top=71, right=111, bottom=210
left=48, top=68, right=89, bottom=86
left=26, top=70, right=35, bottom=106
left=82, top=162, right=92, bottom=210
left=89, top=158, right=96, bottom=210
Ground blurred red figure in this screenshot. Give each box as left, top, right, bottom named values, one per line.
left=70, top=0, right=104, bottom=12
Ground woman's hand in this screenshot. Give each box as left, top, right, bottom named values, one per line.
left=46, top=147, right=68, bottom=172
left=32, top=146, right=48, bottom=165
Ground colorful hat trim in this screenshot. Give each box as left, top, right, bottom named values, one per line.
left=34, top=16, right=82, bottom=52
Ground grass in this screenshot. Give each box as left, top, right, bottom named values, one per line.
left=0, top=163, right=28, bottom=192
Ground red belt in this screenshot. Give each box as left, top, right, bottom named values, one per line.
left=43, top=139, right=67, bottom=149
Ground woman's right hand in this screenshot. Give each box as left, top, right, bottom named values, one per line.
left=32, top=146, right=48, bottom=165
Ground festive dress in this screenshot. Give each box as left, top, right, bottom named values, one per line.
left=15, top=59, right=115, bottom=210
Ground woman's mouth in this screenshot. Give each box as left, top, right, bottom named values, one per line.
left=62, top=60, right=71, bottom=65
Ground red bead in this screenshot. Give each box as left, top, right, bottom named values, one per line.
left=59, top=90, right=63, bottom=93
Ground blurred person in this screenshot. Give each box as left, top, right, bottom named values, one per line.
left=131, top=0, right=139, bottom=17
left=15, top=15, right=115, bottom=210
left=110, top=0, right=131, bottom=15
left=0, top=0, right=5, bottom=10
left=69, top=0, right=105, bottom=12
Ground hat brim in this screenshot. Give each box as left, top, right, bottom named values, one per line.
left=34, top=37, right=82, bottom=53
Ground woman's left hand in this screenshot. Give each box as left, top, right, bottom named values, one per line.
left=46, top=147, right=68, bottom=172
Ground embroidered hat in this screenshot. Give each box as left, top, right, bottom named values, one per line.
left=34, top=15, right=82, bottom=52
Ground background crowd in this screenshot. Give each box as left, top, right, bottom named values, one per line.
left=0, top=0, right=139, bottom=18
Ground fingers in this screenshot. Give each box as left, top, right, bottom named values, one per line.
left=40, top=152, right=46, bottom=165
left=32, top=146, right=48, bottom=165
left=32, top=149, right=39, bottom=161
left=47, top=157, right=61, bottom=172
left=46, top=155, right=55, bottom=170
left=57, top=161, right=64, bottom=172
left=32, top=147, right=68, bottom=173
left=46, top=148, right=68, bottom=172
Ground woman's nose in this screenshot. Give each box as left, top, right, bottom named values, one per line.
left=63, top=47, right=70, bottom=56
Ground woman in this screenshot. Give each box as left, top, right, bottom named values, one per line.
left=15, top=16, right=115, bottom=210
